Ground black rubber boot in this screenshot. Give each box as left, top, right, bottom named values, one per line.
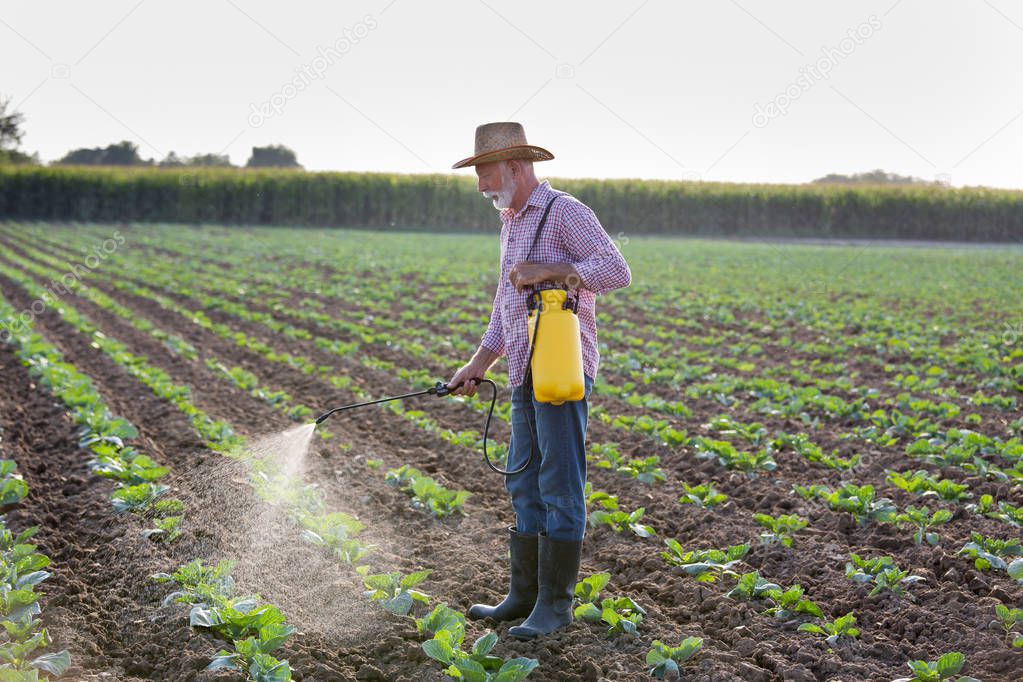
left=468, top=528, right=538, bottom=621
left=508, top=534, right=582, bottom=640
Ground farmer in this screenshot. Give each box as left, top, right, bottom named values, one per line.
left=448, top=122, right=631, bottom=640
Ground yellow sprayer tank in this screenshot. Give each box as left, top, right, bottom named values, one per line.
left=527, top=289, right=585, bottom=405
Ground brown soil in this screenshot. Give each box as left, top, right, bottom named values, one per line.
left=0, top=229, right=1021, bottom=681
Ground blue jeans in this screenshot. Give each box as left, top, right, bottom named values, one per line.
left=505, top=375, right=593, bottom=542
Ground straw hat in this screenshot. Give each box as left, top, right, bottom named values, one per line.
left=451, top=122, right=554, bottom=169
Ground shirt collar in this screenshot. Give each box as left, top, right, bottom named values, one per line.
left=500, top=180, right=552, bottom=223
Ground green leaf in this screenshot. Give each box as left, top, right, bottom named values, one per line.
left=257, top=622, right=296, bottom=653
left=31, top=650, right=71, bottom=676
left=415, top=604, right=466, bottom=641
left=248, top=654, right=291, bottom=682
left=646, top=644, right=668, bottom=666
left=399, top=569, right=432, bottom=589
left=651, top=660, right=679, bottom=679
left=452, top=658, right=488, bottom=682
left=574, top=572, right=610, bottom=602
left=207, top=653, right=241, bottom=671
left=494, top=657, right=540, bottom=682
left=906, top=660, right=932, bottom=677
left=362, top=573, right=395, bottom=591
left=111, top=420, right=139, bottom=441
left=422, top=637, right=454, bottom=665
left=380, top=592, right=414, bottom=616
left=15, top=571, right=51, bottom=589
left=935, top=652, right=964, bottom=676
left=189, top=605, right=219, bottom=628
left=675, top=636, right=703, bottom=661
left=630, top=522, right=656, bottom=538
left=573, top=603, right=602, bottom=622
left=472, top=631, right=498, bottom=657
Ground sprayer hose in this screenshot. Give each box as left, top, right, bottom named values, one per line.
left=468, top=295, right=544, bottom=476
left=478, top=298, right=544, bottom=476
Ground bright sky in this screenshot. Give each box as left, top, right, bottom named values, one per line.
left=3, top=0, right=1022, bottom=188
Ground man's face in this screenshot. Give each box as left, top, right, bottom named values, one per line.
left=476, top=161, right=515, bottom=210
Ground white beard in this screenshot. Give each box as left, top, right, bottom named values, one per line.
left=487, top=188, right=515, bottom=209
left=484, top=167, right=516, bottom=209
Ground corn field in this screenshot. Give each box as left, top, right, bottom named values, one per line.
left=1, top=165, right=1022, bottom=240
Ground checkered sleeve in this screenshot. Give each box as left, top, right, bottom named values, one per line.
left=480, top=280, right=506, bottom=356
left=561, top=203, right=632, bottom=295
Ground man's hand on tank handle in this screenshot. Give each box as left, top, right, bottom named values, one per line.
left=509, top=262, right=580, bottom=292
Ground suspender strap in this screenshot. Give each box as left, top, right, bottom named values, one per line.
left=521, top=191, right=581, bottom=313
left=524, top=193, right=562, bottom=263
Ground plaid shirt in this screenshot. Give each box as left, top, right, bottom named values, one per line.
left=480, top=181, right=631, bottom=387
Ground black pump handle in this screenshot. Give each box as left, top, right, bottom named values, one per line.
left=431, top=377, right=480, bottom=397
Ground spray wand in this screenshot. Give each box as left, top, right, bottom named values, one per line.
left=313, top=378, right=529, bottom=476
left=314, top=287, right=564, bottom=477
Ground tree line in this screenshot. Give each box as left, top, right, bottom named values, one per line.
left=1, top=95, right=301, bottom=168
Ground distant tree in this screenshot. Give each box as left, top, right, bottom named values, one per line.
left=0, top=96, right=26, bottom=151
left=159, top=150, right=185, bottom=167
left=101, top=141, right=147, bottom=165
left=0, top=149, right=39, bottom=164
left=812, top=169, right=939, bottom=186
left=57, top=140, right=151, bottom=166
left=0, top=95, right=38, bottom=164
left=246, top=144, right=302, bottom=168
left=159, top=151, right=233, bottom=167
left=59, top=147, right=105, bottom=165
left=188, top=152, right=233, bottom=167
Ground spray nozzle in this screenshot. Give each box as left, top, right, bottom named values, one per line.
left=429, top=381, right=453, bottom=397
